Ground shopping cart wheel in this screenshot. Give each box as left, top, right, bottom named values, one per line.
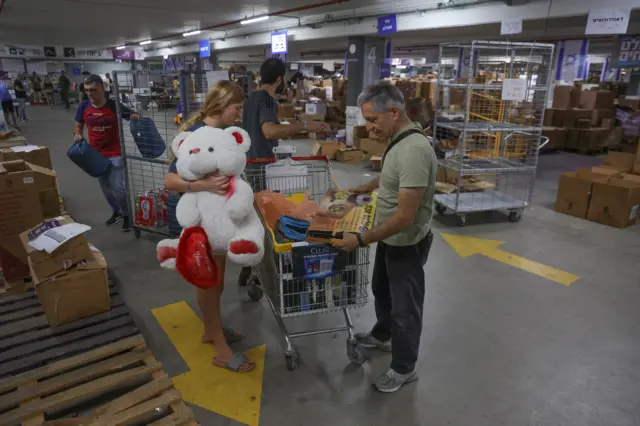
left=435, top=204, right=447, bottom=215
left=457, top=215, right=467, bottom=227
left=134, top=228, right=141, bottom=239
left=347, top=341, right=366, bottom=365
left=248, top=282, right=264, bottom=302
left=285, top=352, right=299, bottom=371
left=508, top=211, right=522, bottom=223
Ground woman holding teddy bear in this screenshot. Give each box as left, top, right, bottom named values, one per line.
left=164, top=80, right=256, bottom=373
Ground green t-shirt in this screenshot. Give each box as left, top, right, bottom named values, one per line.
left=375, top=122, right=437, bottom=246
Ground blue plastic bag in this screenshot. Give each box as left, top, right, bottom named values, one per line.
left=67, top=138, right=112, bottom=178
left=130, top=117, right=166, bottom=159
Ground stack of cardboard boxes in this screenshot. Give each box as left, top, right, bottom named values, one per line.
left=555, top=146, right=640, bottom=228
left=0, top=137, right=110, bottom=326
left=543, top=86, right=621, bottom=153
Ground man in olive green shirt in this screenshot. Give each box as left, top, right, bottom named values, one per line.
left=332, top=81, right=436, bottom=393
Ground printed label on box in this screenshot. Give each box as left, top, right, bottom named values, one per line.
left=629, top=204, right=639, bottom=221
left=23, top=177, right=34, bottom=184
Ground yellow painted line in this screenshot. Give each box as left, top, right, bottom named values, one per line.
left=441, top=234, right=580, bottom=286
left=152, top=301, right=266, bottom=426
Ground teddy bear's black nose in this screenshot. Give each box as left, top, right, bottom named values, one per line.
left=208, top=147, right=214, bottom=152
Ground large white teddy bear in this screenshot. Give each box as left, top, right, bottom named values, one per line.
left=157, top=126, right=265, bottom=272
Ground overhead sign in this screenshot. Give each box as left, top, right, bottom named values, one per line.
left=63, top=47, right=75, bottom=58
left=501, top=18, right=522, bottom=35
left=199, top=40, right=210, bottom=58
left=72, top=67, right=81, bottom=77
left=271, top=31, right=288, bottom=54
left=112, top=48, right=146, bottom=60
left=378, top=14, right=397, bottom=35
left=600, top=57, right=621, bottom=82
left=501, top=78, right=527, bottom=101
left=43, top=46, right=57, bottom=57
left=555, top=39, right=589, bottom=81
left=611, top=35, right=640, bottom=68
left=585, top=8, right=630, bottom=35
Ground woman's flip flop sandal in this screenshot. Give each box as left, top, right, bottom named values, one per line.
left=213, top=352, right=255, bottom=373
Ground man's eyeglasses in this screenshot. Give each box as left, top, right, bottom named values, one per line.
left=85, top=88, right=100, bottom=93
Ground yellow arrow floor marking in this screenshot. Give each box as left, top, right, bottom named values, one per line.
left=441, top=234, right=580, bottom=286
left=152, top=301, right=266, bottom=426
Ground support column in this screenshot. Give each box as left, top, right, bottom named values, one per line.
left=345, top=36, right=386, bottom=147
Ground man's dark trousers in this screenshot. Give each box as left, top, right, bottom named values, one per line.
left=370, top=231, right=433, bottom=374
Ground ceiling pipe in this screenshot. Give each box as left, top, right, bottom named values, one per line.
left=111, top=0, right=349, bottom=49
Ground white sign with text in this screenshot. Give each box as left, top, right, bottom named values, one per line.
left=501, top=78, right=527, bottom=101
left=501, top=18, right=523, bottom=35
left=585, top=8, right=630, bottom=35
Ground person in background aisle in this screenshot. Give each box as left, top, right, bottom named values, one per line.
left=31, top=72, right=42, bottom=103
left=13, top=76, right=28, bottom=121
left=238, top=57, right=330, bottom=285
left=58, top=71, right=71, bottom=110
left=73, top=74, right=140, bottom=232
left=104, top=73, right=113, bottom=99
left=0, top=81, right=19, bottom=129
left=164, top=80, right=257, bottom=373
left=331, top=81, right=437, bottom=393
left=43, top=77, right=54, bottom=106
left=78, top=71, right=91, bottom=103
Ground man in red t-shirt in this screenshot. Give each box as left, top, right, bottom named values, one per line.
left=73, top=74, right=139, bottom=231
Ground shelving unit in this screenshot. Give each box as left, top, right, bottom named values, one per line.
left=433, top=40, right=554, bottom=225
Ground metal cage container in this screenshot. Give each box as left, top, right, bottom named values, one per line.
left=113, top=70, right=211, bottom=238
left=433, top=40, right=554, bottom=225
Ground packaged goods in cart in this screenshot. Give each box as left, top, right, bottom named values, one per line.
left=307, top=189, right=377, bottom=242
left=135, top=189, right=169, bottom=227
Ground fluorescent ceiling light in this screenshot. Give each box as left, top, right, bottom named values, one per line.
left=183, top=30, right=202, bottom=37
left=240, top=15, right=269, bottom=25
left=116, top=45, right=126, bottom=50
left=139, top=40, right=152, bottom=45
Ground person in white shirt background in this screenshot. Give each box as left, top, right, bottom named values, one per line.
left=103, top=72, right=113, bottom=99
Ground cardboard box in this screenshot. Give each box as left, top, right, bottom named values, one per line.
left=555, top=169, right=610, bottom=218
left=0, top=145, right=52, bottom=169
left=579, top=90, right=614, bottom=110
left=308, top=132, right=329, bottom=140
left=311, top=141, right=345, bottom=160
left=618, top=98, right=640, bottom=110
left=353, top=125, right=369, bottom=139
left=553, top=86, right=579, bottom=109
left=20, top=216, right=93, bottom=279
left=601, top=118, right=614, bottom=129
left=335, top=148, right=364, bottom=164
left=278, top=103, right=295, bottom=121
left=542, top=127, right=567, bottom=150
left=371, top=155, right=382, bottom=171
left=587, top=178, right=640, bottom=228
left=0, top=161, right=45, bottom=281
left=359, top=138, right=386, bottom=160
left=576, top=119, right=592, bottom=129
left=543, top=109, right=555, bottom=126
left=578, top=128, right=610, bottom=151
left=299, top=114, right=325, bottom=123
left=566, top=129, right=581, bottom=149
left=601, top=152, right=636, bottom=173
left=591, top=109, right=615, bottom=127
left=0, top=135, right=27, bottom=149
left=563, top=109, right=592, bottom=128
left=30, top=247, right=110, bottom=326
left=551, top=109, right=567, bottom=127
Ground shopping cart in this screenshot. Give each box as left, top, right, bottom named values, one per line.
left=245, top=151, right=370, bottom=370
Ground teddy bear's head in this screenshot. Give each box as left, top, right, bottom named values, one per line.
left=172, top=126, right=251, bottom=181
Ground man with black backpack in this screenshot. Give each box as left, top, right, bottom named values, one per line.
left=331, top=81, right=437, bottom=393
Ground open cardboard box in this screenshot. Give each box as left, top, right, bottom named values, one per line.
left=30, top=246, right=110, bottom=327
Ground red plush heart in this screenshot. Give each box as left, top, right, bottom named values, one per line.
left=176, top=226, right=220, bottom=289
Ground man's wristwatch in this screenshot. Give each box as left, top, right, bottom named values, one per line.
left=356, top=233, right=366, bottom=248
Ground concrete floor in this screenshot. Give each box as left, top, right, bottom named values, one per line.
left=19, top=106, right=640, bottom=426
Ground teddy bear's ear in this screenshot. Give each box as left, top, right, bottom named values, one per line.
left=224, top=127, right=251, bottom=153
left=171, top=132, right=192, bottom=158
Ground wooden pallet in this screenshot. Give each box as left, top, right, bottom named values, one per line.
left=0, top=335, right=198, bottom=425
left=0, top=282, right=139, bottom=379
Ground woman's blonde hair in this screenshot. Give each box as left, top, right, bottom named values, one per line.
left=179, top=80, right=245, bottom=131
